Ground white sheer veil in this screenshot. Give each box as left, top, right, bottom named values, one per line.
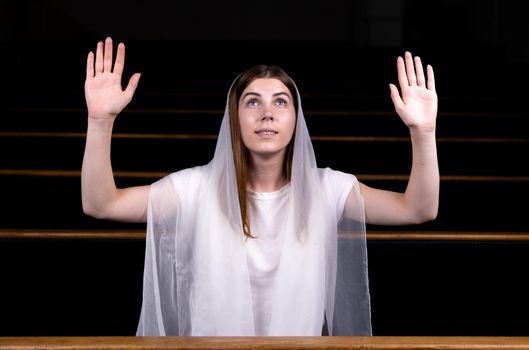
left=137, top=67, right=371, bottom=336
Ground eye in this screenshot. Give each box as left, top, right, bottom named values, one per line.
left=275, top=98, right=287, bottom=106
left=246, top=98, right=259, bottom=107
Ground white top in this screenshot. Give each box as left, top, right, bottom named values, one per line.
left=138, top=165, right=369, bottom=336
left=247, top=184, right=291, bottom=335
left=246, top=169, right=353, bottom=335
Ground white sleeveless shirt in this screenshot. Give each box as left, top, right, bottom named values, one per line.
left=137, top=166, right=370, bottom=336
left=246, top=168, right=353, bottom=335
left=246, top=184, right=291, bottom=335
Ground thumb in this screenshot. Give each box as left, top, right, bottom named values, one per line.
left=124, top=73, right=141, bottom=100
left=389, top=83, right=404, bottom=112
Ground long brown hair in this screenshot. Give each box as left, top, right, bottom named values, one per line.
left=228, top=65, right=298, bottom=239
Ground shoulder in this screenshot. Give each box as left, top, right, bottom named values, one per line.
left=318, top=167, right=358, bottom=189
left=152, top=165, right=207, bottom=197
left=318, top=167, right=359, bottom=218
left=166, top=165, right=207, bottom=187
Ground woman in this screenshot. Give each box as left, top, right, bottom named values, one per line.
left=82, top=37, right=439, bottom=336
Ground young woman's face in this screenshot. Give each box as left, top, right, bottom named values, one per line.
left=238, top=78, right=296, bottom=160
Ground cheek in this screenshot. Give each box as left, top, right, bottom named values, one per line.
left=283, top=111, right=297, bottom=138
left=237, top=112, right=254, bottom=143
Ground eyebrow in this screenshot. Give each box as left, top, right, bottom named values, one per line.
left=241, top=92, right=291, bottom=100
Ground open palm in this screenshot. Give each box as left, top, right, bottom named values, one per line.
left=85, top=37, right=141, bottom=120
left=389, top=52, right=437, bottom=131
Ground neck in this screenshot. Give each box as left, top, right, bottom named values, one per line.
left=248, top=152, right=287, bottom=192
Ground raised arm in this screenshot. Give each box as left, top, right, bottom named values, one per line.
left=359, top=51, right=439, bottom=225
left=81, top=37, right=149, bottom=222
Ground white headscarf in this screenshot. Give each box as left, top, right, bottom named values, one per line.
left=136, top=69, right=371, bottom=336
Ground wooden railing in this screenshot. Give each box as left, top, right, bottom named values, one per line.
left=1, top=336, right=529, bottom=350
left=2, top=229, right=529, bottom=241
left=2, top=169, right=529, bottom=183
left=366, top=231, right=529, bottom=241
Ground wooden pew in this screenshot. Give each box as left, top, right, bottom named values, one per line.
left=2, top=229, right=529, bottom=241
left=1, top=336, right=529, bottom=350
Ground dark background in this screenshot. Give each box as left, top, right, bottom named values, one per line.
left=1, top=0, right=528, bottom=96
left=1, top=0, right=529, bottom=337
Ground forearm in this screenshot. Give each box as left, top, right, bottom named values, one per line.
left=81, top=117, right=119, bottom=218
left=360, top=51, right=439, bottom=226
left=404, top=127, right=439, bottom=222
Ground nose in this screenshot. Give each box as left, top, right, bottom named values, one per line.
left=261, top=111, right=273, bottom=121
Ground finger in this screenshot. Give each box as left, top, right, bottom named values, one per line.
left=103, top=37, right=113, bottom=73
left=113, top=43, right=125, bottom=77
left=415, top=56, right=425, bottom=87
left=95, top=41, right=104, bottom=74
left=389, top=83, right=404, bottom=112
left=405, top=51, right=417, bottom=85
left=396, top=56, right=408, bottom=89
left=86, top=51, right=94, bottom=79
left=426, top=65, right=436, bottom=92
left=124, top=73, right=141, bottom=100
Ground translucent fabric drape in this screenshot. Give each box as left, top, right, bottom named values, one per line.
left=137, top=78, right=371, bottom=336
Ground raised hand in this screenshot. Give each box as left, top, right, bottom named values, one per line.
left=389, top=52, right=437, bottom=131
left=85, top=37, right=141, bottom=120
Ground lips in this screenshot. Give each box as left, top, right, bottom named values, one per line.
left=255, top=129, right=278, bottom=136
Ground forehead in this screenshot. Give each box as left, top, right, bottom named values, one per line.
left=242, top=78, right=292, bottom=97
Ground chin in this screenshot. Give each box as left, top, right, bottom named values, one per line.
left=248, top=146, right=286, bottom=159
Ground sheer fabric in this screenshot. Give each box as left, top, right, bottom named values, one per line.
left=137, top=78, right=371, bottom=336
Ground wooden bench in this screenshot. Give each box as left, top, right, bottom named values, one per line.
left=1, top=336, right=529, bottom=350
left=2, top=229, right=529, bottom=241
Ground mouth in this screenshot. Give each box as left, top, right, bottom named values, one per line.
left=255, top=129, right=278, bottom=136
